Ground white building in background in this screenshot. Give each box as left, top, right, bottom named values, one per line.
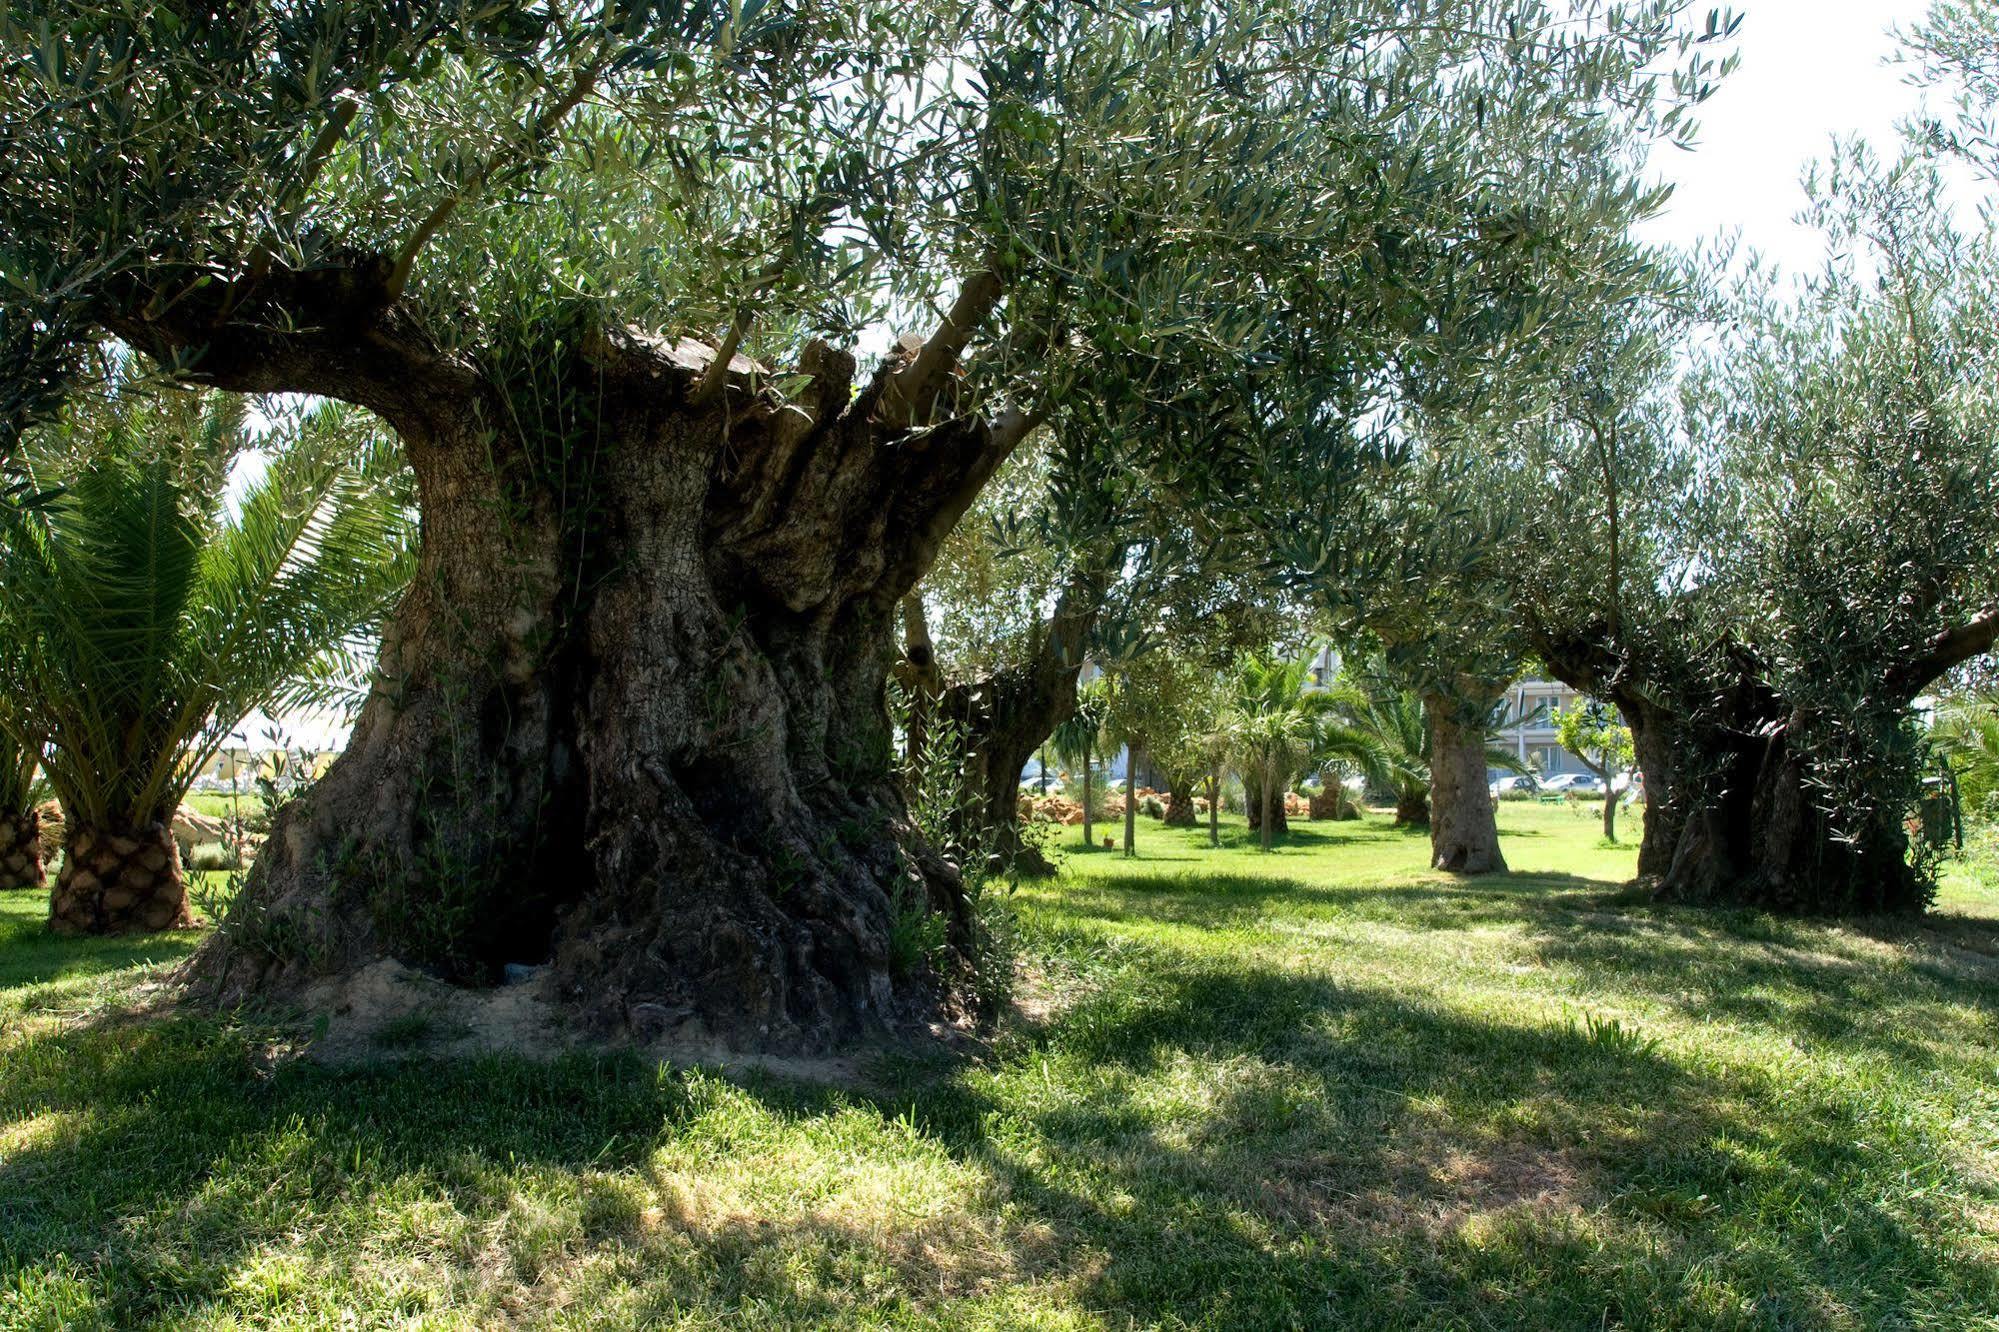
left=1494, top=678, right=1590, bottom=779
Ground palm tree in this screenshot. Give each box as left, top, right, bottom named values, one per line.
left=1320, top=668, right=1530, bottom=827
left=1933, top=692, right=1999, bottom=818
left=0, top=729, right=42, bottom=891
left=1049, top=681, right=1108, bottom=849
left=1217, top=654, right=1344, bottom=852
left=0, top=397, right=412, bottom=934
left=1323, top=683, right=1434, bottom=825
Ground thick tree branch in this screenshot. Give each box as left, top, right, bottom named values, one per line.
left=988, top=400, right=1050, bottom=453
left=101, top=263, right=480, bottom=437
left=879, top=267, right=1005, bottom=426
left=1890, top=605, right=1999, bottom=697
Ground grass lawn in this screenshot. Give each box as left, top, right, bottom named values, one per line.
left=180, top=791, right=265, bottom=823
left=2, top=803, right=1996, bottom=1329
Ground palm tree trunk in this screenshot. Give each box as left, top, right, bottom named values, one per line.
left=1082, top=735, right=1094, bottom=848
left=48, top=820, right=189, bottom=934
left=0, top=808, right=42, bottom=891
left=1163, top=776, right=1197, bottom=827
left=1243, top=765, right=1291, bottom=836
left=1259, top=755, right=1274, bottom=853
left=1123, top=746, right=1138, bottom=856
left=1207, top=769, right=1221, bottom=847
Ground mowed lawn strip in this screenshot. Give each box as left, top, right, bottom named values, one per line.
left=1, top=801, right=1994, bottom=1330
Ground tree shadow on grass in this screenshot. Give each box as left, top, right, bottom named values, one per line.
left=1519, top=901, right=1999, bottom=1075
left=878, top=961, right=1998, bottom=1328
left=1045, top=860, right=1999, bottom=1081
left=0, top=1012, right=1058, bottom=1328
left=3, top=950, right=1993, bottom=1329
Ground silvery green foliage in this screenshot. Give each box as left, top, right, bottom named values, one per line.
left=1679, top=147, right=1999, bottom=863
left=3, top=0, right=1734, bottom=476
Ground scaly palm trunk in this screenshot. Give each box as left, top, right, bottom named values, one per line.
left=49, top=820, right=189, bottom=934
left=1206, top=768, right=1221, bottom=848
left=1082, top=735, right=1094, bottom=849
left=1123, top=746, right=1138, bottom=857
left=1259, top=755, right=1274, bottom=853
left=1242, top=764, right=1291, bottom=837
left=0, top=808, right=42, bottom=890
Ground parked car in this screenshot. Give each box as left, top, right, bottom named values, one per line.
left=1543, top=772, right=1604, bottom=794
left=1489, top=775, right=1540, bottom=797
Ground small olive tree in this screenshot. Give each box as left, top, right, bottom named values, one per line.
left=1555, top=701, right=1636, bottom=841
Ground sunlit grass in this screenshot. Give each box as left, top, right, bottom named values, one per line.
left=1, top=805, right=1996, bottom=1328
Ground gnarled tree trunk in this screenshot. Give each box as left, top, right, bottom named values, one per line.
left=49, top=820, right=187, bottom=934
left=0, top=808, right=42, bottom=891
left=1531, top=618, right=1946, bottom=913
left=183, top=307, right=1037, bottom=1051
left=1425, top=690, right=1506, bottom=875
left=1651, top=708, right=1925, bottom=913
left=917, top=569, right=1099, bottom=877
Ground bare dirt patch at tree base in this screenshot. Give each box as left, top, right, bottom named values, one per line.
left=289, top=959, right=973, bottom=1088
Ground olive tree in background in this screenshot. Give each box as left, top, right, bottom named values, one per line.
left=1526, top=151, right=1999, bottom=911
left=1555, top=701, right=1635, bottom=841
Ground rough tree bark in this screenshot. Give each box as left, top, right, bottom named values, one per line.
left=1393, top=787, right=1430, bottom=827
left=49, top=820, right=188, bottom=934
left=0, top=808, right=42, bottom=891
left=1163, top=776, right=1197, bottom=827
left=1524, top=618, right=1693, bottom=880
left=1528, top=612, right=1999, bottom=913
left=125, top=259, right=1039, bottom=1050
left=1425, top=690, right=1506, bottom=875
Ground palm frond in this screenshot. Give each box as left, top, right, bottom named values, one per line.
left=0, top=393, right=413, bottom=828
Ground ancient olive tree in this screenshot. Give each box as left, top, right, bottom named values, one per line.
left=1509, top=247, right=1713, bottom=881
left=3, top=0, right=1742, bottom=1046
left=908, top=419, right=1287, bottom=865
left=1524, top=149, right=1999, bottom=912
left=1253, top=58, right=1738, bottom=876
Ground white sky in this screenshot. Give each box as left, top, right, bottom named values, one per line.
left=1634, top=0, right=1943, bottom=274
